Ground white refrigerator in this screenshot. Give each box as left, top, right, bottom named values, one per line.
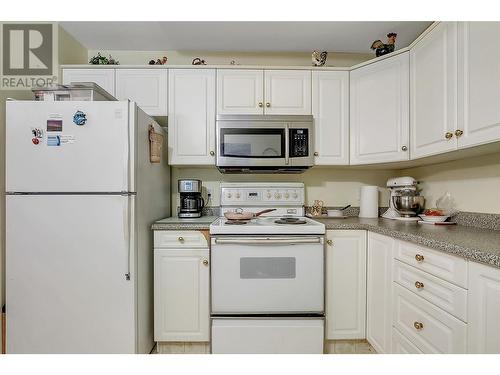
left=5, top=100, right=170, bottom=353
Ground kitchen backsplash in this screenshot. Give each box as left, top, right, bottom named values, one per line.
left=171, top=166, right=394, bottom=214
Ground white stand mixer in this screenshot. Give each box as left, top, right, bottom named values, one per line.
left=382, top=177, right=423, bottom=221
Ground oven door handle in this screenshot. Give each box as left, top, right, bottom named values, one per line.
left=213, top=237, right=323, bottom=245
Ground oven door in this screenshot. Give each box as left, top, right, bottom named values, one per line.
left=211, top=236, right=324, bottom=314
left=216, top=122, right=288, bottom=168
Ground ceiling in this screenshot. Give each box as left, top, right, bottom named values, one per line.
left=60, top=21, right=433, bottom=53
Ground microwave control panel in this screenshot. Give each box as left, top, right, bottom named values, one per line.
left=289, top=129, right=309, bottom=157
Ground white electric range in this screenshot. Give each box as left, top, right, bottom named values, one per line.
left=209, top=183, right=325, bottom=354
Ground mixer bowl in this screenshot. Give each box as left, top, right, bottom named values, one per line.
left=392, top=195, right=425, bottom=217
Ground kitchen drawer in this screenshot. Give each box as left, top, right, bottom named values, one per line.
left=154, top=230, right=208, bottom=248
left=394, top=240, right=467, bottom=287
left=211, top=318, right=324, bottom=354
left=392, top=327, right=423, bottom=354
left=393, top=283, right=467, bottom=353
left=393, top=260, right=467, bottom=322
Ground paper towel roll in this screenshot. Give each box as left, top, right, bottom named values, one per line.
left=359, top=186, right=379, bottom=218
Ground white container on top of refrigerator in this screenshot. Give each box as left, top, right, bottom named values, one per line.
left=5, top=100, right=170, bottom=353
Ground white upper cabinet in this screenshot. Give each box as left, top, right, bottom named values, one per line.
left=410, top=22, right=458, bottom=159
left=350, top=52, right=410, bottom=165
left=366, top=232, right=395, bottom=354
left=467, top=261, right=500, bottom=353
left=325, top=230, right=367, bottom=340
left=62, top=68, right=115, bottom=96
left=217, top=69, right=264, bottom=114
left=312, top=71, right=349, bottom=165
left=115, top=69, right=168, bottom=116
left=264, top=70, right=312, bottom=115
left=168, top=69, right=216, bottom=165
left=458, top=22, right=500, bottom=148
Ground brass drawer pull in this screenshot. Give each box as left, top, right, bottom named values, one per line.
left=266, top=102, right=271, bottom=108
left=455, top=129, right=464, bottom=137
left=326, top=239, right=333, bottom=246
left=258, top=102, right=263, bottom=108
left=415, top=281, right=424, bottom=289
left=415, top=254, right=424, bottom=262
left=178, top=236, right=185, bottom=243
left=202, top=259, right=209, bottom=266
left=414, top=321, right=424, bottom=330
left=445, top=132, right=453, bottom=140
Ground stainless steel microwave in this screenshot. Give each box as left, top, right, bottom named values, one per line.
left=216, top=115, right=314, bottom=173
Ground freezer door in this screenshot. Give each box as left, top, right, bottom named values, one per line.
left=6, top=101, right=131, bottom=192
left=6, top=194, right=136, bottom=353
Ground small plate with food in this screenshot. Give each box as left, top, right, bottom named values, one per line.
left=419, top=209, right=449, bottom=222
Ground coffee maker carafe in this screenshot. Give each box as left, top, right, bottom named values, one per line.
left=178, top=179, right=205, bottom=218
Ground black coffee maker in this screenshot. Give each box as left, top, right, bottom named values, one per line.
left=178, top=179, right=205, bottom=218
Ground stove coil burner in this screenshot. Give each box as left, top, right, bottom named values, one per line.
left=274, top=217, right=307, bottom=225
left=225, top=220, right=248, bottom=225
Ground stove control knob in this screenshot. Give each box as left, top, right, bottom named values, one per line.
left=235, top=193, right=241, bottom=199
left=284, top=193, right=290, bottom=199
left=267, top=193, right=272, bottom=199
left=293, top=193, right=298, bottom=199
left=274, top=192, right=281, bottom=199
left=227, top=193, right=232, bottom=199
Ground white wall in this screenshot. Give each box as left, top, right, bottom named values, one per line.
left=171, top=166, right=394, bottom=212
left=400, top=152, right=500, bottom=214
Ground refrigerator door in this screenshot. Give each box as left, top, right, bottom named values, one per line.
left=6, top=194, right=136, bottom=353
left=6, top=101, right=132, bottom=192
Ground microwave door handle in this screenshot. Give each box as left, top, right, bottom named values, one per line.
left=285, top=124, right=290, bottom=165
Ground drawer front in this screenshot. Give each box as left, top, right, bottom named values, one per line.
left=154, top=230, right=208, bottom=248
left=393, top=284, right=467, bottom=353
left=395, top=240, right=467, bottom=287
left=394, top=260, right=467, bottom=322
left=392, top=327, right=423, bottom=354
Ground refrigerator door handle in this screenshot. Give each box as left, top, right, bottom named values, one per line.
left=123, top=196, right=132, bottom=281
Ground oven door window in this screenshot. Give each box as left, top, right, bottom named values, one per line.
left=220, top=128, right=285, bottom=158
left=240, top=257, right=296, bottom=279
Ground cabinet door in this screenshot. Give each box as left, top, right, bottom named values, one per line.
left=468, top=261, right=500, bottom=353
left=115, top=69, right=168, bottom=116
left=217, top=69, right=264, bottom=114
left=168, top=69, right=216, bottom=165
left=458, top=22, right=500, bottom=149
left=154, top=248, right=210, bottom=342
left=410, top=22, right=458, bottom=159
left=325, top=230, right=367, bottom=339
left=62, top=68, right=115, bottom=96
left=264, top=70, right=312, bottom=115
left=367, top=232, right=395, bottom=354
left=312, top=71, right=349, bottom=165
left=350, top=53, right=410, bottom=164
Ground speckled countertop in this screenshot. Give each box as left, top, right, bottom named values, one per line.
left=152, top=215, right=500, bottom=268
left=314, top=217, right=500, bottom=268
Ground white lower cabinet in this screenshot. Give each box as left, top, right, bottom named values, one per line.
left=391, top=328, right=423, bottom=354
left=325, top=230, right=366, bottom=340
left=467, top=261, right=500, bottom=353
left=366, top=232, right=395, bottom=354
left=154, top=233, right=210, bottom=342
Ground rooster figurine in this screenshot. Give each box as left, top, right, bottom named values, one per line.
left=312, top=51, right=328, bottom=67
left=371, top=33, right=397, bottom=57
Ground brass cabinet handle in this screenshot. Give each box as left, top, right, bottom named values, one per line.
left=445, top=132, right=454, bottom=140
left=415, top=254, right=424, bottom=262
left=178, top=236, right=185, bottom=243
left=415, top=281, right=424, bottom=289
left=258, top=102, right=263, bottom=108
left=209, top=151, right=215, bottom=156
left=455, top=129, right=464, bottom=137
left=202, top=259, right=209, bottom=266
left=266, top=102, right=271, bottom=108
left=314, top=152, right=319, bottom=156
left=401, top=145, right=408, bottom=151
left=326, top=239, right=333, bottom=246
left=414, top=321, right=424, bottom=330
